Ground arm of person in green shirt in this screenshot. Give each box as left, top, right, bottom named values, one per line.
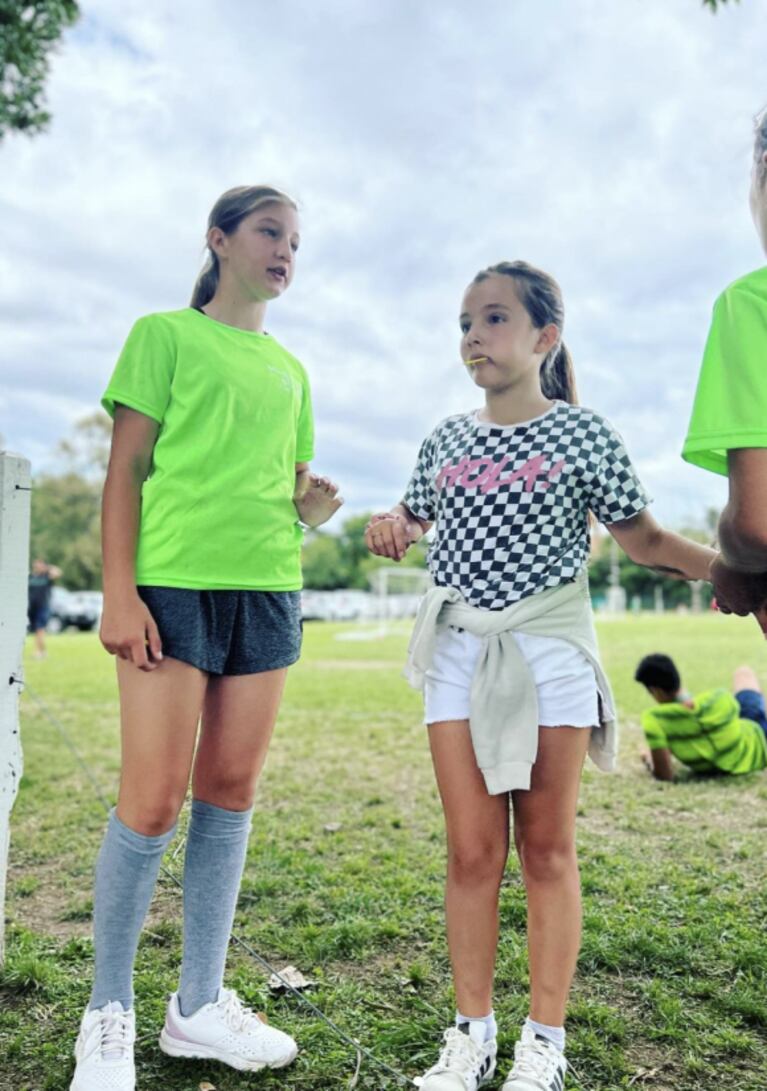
left=641, top=746, right=675, bottom=782
left=100, top=405, right=164, bottom=672
left=709, top=449, right=767, bottom=623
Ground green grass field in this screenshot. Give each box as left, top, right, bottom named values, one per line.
left=2, top=614, right=766, bottom=1091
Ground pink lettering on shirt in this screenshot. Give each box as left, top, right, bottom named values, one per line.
left=436, top=453, right=566, bottom=495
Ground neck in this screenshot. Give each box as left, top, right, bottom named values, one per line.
left=201, top=287, right=268, bottom=333
left=480, top=380, right=553, bottom=427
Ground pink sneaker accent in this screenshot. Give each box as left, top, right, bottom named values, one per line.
left=159, top=988, right=298, bottom=1072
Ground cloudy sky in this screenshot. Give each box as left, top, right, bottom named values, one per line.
left=1, top=0, right=765, bottom=528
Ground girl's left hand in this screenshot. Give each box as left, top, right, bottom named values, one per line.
left=295, top=474, right=344, bottom=528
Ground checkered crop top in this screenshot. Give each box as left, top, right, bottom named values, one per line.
left=402, top=402, right=650, bottom=610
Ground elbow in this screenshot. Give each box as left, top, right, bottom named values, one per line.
left=720, top=509, right=767, bottom=569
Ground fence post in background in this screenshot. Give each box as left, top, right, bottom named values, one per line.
left=0, top=452, right=31, bottom=963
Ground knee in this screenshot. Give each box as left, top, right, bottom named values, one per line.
left=448, top=841, right=508, bottom=887
left=517, top=838, right=576, bottom=884
left=118, top=792, right=185, bottom=837
left=194, top=772, right=256, bottom=812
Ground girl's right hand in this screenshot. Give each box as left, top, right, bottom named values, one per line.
left=365, top=512, right=412, bottom=562
left=100, top=594, right=163, bottom=671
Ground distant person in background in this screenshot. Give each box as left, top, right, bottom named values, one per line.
left=27, top=559, right=61, bottom=659
left=635, top=653, right=767, bottom=781
left=683, top=107, right=767, bottom=626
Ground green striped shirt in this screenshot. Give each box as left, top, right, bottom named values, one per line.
left=641, top=689, right=767, bottom=775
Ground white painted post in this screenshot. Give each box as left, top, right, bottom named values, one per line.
left=0, top=452, right=31, bottom=963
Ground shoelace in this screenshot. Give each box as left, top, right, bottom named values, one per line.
left=431, top=1028, right=482, bottom=1075
left=98, top=1010, right=133, bottom=1060
left=512, top=1038, right=561, bottom=1082
left=221, top=990, right=262, bottom=1035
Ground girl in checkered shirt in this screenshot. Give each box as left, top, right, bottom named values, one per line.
left=365, top=261, right=716, bottom=1091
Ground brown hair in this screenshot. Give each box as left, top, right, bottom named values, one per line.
left=190, top=185, right=298, bottom=309
left=755, top=106, right=767, bottom=186
left=472, top=260, right=578, bottom=405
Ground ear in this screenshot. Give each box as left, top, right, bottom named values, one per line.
left=534, top=323, right=560, bottom=356
left=207, top=226, right=227, bottom=259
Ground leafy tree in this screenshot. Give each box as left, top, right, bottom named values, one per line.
left=30, top=470, right=101, bottom=589
left=302, top=512, right=428, bottom=590
left=0, top=1, right=80, bottom=139
left=301, top=533, right=348, bottom=590
left=701, top=0, right=739, bottom=10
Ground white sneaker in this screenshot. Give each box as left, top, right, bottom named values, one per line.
left=159, top=988, right=298, bottom=1071
left=502, top=1025, right=567, bottom=1090
left=416, top=1026, right=497, bottom=1090
left=70, top=1001, right=136, bottom=1091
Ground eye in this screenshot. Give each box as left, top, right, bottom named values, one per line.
left=460, top=321, right=470, bottom=334
left=290, top=240, right=299, bottom=253
left=487, top=312, right=506, bottom=324
left=260, top=227, right=278, bottom=238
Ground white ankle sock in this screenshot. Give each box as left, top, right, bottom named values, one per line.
left=525, top=1016, right=565, bottom=1053
left=456, top=1010, right=497, bottom=1045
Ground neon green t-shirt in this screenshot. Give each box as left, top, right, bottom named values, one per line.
left=102, top=308, right=315, bottom=591
left=682, top=266, right=767, bottom=474
left=641, top=689, right=767, bottom=775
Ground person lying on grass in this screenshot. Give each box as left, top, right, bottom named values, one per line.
left=635, top=653, right=767, bottom=781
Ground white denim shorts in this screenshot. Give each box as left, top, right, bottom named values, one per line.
left=424, top=626, right=600, bottom=728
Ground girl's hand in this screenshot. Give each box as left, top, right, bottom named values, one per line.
left=295, top=474, right=344, bottom=528
left=709, top=555, right=767, bottom=617
left=365, top=512, right=413, bottom=562
left=100, top=594, right=163, bottom=672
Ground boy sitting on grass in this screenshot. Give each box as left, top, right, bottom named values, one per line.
left=635, top=654, right=767, bottom=781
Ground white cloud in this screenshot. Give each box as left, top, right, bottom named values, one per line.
left=1, top=0, right=765, bottom=531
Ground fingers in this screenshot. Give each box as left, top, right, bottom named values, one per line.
left=308, top=474, right=339, bottom=497
left=365, top=515, right=408, bottom=561
left=146, top=615, right=164, bottom=665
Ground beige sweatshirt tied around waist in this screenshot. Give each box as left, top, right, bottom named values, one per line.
left=403, top=570, right=617, bottom=795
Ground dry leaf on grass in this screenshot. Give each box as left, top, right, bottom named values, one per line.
left=268, top=965, right=315, bottom=991
left=199, top=1083, right=216, bottom=1090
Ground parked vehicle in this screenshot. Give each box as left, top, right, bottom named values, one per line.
left=48, top=588, right=103, bottom=632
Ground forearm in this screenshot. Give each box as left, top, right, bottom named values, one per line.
left=101, top=468, right=143, bottom=601
left=626, top=526, right=715, bottom=581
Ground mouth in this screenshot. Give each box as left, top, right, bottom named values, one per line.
left=465, top=355, right=491, bottom=367
left=267, top=266, right=288, bottom=285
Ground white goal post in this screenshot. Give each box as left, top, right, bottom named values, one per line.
left=368, top=565, right=432, bottom=623
left=0, top=452, right=31, bottom=963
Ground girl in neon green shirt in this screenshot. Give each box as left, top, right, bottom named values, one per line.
left=683, top=108, right=767, bottom=623
left=69, top=186, right=342, bottom=1091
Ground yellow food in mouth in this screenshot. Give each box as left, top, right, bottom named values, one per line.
left=465, top=356, right=488, bottom=365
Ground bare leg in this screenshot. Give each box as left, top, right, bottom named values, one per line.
left=429, top=720, right=510, bottom=1017
left=116, top=656, right=208, bottom=834
left=733, top=665, right=761, bottom=694
left=512, top=726, right=590, bottom=1027
left=192, top=666, right=289, bottom=808
left=34, top=627, right=46, bottom=656
left=178, top=667, right=290, bottom=1012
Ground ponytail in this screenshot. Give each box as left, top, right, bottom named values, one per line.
left=190, top=252, right=220, bottom=309
left=189, top=184, right=297, bottom=309
left=540, top=341, right=578, bottom=405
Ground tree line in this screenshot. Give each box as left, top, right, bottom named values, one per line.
left=28, top=413, right=713, bottom=609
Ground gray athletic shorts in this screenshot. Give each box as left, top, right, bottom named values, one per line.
left=137, top=586, right=302, bottom=676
